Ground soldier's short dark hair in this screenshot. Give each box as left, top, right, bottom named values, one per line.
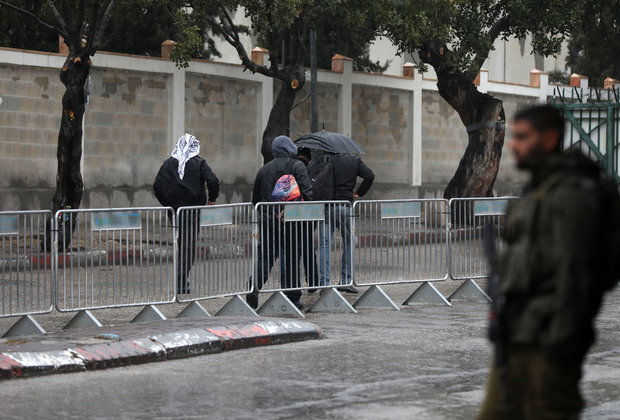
left=514, top=105, right=565, bottom=151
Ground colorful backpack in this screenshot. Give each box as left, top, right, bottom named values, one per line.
left=271, top=161, right=302, bottom=202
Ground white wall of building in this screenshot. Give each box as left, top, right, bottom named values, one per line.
left=368, top=34, right=570, bottom=85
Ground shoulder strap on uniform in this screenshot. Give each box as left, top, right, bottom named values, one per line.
left=533, top=173, right=564, bottom=201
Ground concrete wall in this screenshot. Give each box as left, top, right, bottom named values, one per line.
left=351, top=84, right=411, bottom=187
left=0, top=64, right=61, bottom=210
left=184, top=73, right=260, bottom=203
left=83, top=67, right=170, bottom=208
left=0, top=47, right=573, bottom=211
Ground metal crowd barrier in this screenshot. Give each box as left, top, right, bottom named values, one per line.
left=253, top=201, right=356, bottom=316
left=352, top=199, right=450, bottom=308
left=448, top=197, right=516, bottom=301
left=54, top=207, right=176, bottom=327
left=0, top=210, right=53, bottom=336
left=175, top=203, right=256, bottom=317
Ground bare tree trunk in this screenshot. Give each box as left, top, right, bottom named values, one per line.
left=261, top=78, right=305, bottom=164
left=436, top=72, right=506, bottom=200
left=45, top=56, right=90, bottom=250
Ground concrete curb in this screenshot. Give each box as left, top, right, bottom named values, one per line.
left=0, top=318, right=323, bottom=380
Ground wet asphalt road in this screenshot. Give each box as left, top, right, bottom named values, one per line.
left=1, top=288, right=619, bottom=420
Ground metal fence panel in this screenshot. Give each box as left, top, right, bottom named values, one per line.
left=448, top=197, right=516, bottom=280
left=353, top=200, right=449, bottom=286
left=0, top=211, right=53, bottom=318
left=54, top=207, right=176, bottom=312
left=176, top=203, right=255, bottom=302
left=254, top=201, right=352, bottom=293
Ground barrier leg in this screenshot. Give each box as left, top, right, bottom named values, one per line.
left=448, top=279, right=491, bottom=302
left=2, top=315, right=46, bottom=338
left=176, top=301, right=211, bottom=318
left=307, top=288, right=357, bottom=313
left=257, top=291, right=305, bottom=318
left=63, top=310, right=103, bottom=330
left=403, top=282, right=451, bottom=307
left=131, top=305, right=167, bottom=323
left=214, top=295, right=258, bottom=317
left=353, top=285, right=399, bottom=310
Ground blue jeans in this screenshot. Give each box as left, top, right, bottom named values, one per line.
left=318, top=204, right=352, bottom=286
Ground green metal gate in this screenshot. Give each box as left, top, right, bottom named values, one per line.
left=551, top=87, right=620, bottom=181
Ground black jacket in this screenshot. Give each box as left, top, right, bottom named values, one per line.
left=153, top=156, right=219, bottom=210
left=252, top=157, right=312, bottom=205
left=330, top=154, right=375, bottom=202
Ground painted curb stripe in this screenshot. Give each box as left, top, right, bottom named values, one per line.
left=0, top=320, right=323, bottom=379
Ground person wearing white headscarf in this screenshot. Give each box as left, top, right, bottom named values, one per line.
left=153, top=133, right=220, bottom=294
left=171, top=133, right=201, bottom=180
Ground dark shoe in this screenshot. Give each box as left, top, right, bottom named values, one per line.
left=307, top=288, right=318, bottom=294
left=292, top=299, right=305, bottom=310
left=246, top=291, right=259, bottom=309
left=338, top=285, right=359, bottom=294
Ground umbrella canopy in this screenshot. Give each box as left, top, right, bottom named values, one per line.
left=294, top=131, right=365, bottom=154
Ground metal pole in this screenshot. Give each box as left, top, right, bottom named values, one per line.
left=310, top=29, right=319, bottom=133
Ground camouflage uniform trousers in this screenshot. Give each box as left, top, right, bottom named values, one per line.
left=477, top=345, right=583, bottom=420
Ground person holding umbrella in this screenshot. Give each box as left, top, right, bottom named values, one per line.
left=296, top=132, right=375, bottom=293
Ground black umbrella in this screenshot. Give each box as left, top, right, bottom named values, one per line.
left=294, top=131, right=365, bottom=154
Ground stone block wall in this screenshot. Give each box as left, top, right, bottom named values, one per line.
left=352, top=84, right=410, bottom=189
left=286, top=80, right=340, bottom=138
left=83, top=67, right=170, bottom=208
left=0, top=48, right=561, bottom=211
left=0, top=64, right=61, bottom=210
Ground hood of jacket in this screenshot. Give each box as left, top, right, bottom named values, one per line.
left=272, top=136, right=298, bottom=158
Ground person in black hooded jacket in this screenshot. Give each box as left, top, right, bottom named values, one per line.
left=153, top=134, right=219, bottom=295
left=248, top=136, right=312, bottom=310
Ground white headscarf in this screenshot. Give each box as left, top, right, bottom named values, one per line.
left=171, top=133, right=200, bottom=180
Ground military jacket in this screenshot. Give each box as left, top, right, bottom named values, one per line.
left=498, top=151, right=605, bottom=362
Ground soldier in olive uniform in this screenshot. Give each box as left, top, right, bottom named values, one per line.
left=477, top=106, right=616, bottom=420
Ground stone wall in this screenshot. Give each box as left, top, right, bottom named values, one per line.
left=283, top=79, right=340, bottom=138
left=0, top=48, right=563, bottom=211
left=184, top=73, right=260, bottom=203
left=0, top=64, right=61, bottom=210
left=83, top=67, right=170, bottom=208
left=351, top=84, right=410, bottom=188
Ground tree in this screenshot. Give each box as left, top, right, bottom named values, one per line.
left=0, top=0, right=116, bottom=247
left=177, top=1, right=383, bottom=163
left=0, top=1, right=57, bottom=52
left=0, top=1, right=220, bottom=61
left=374, top=0, right=581, bottom=198
left=567, top=0, right=620, bottom=86
left=260, top=3, right=389, bottom=73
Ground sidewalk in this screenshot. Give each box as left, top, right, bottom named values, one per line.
left=0, top=316, right=323, bottom=379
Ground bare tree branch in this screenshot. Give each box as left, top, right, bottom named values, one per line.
left=90, top=0, right=115, bottom=55
left=469, top=17, right=511, bottom=71
left=205, top=10, right=288, bottom=83
left=59, top=0, right=76, bottom=39
left=45, top=0, right=68, bottom=35
left=0, top=0, right=67, bottom=38
left=77, top=0, right=86, bottom=40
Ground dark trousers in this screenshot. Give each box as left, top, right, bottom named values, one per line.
left=281, top=221, right=319, bottom=289
left=477, top=346, right=583, bottom=420
left=176, top=209, right=200, bottom=291
left=254, top=213, right=302, bottom=302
